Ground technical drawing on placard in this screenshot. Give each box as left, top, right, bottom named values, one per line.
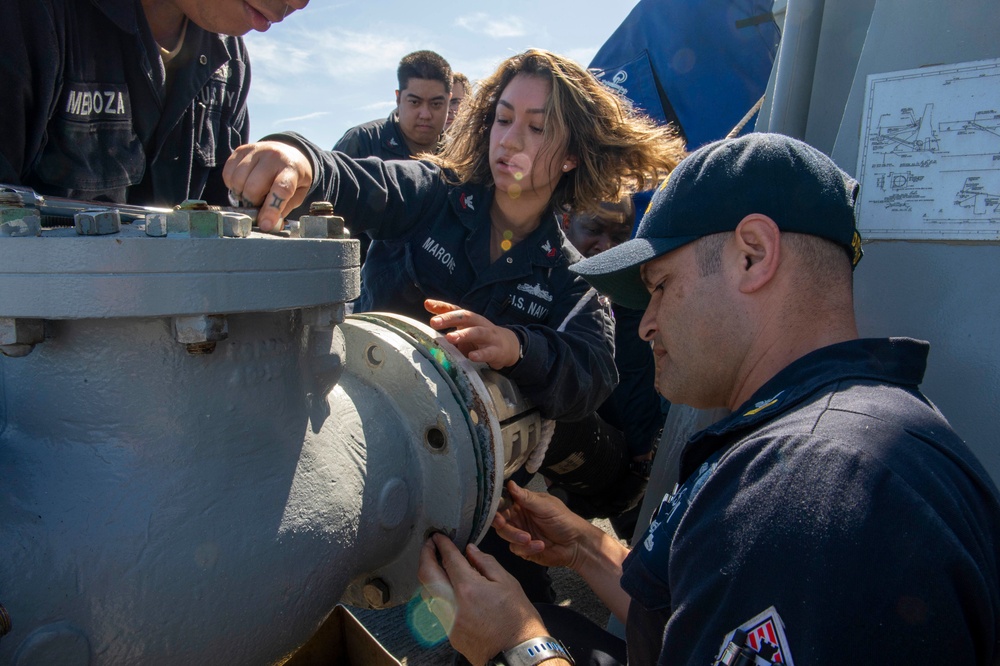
left=956, top=176, right=1000, bottom=216
left=856, top=58, right=1000, bottom=239
left=871, top=104, right=940, bottom=156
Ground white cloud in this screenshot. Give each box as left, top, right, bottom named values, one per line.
left=561, top=47, right=600, bottom=68
left=274, top=111, right=331, bottom=125
left=454, top=13, right=528, bottom=39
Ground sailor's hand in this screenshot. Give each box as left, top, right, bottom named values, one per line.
left=418, top=534, right=549, bottom=666
left=492, top=480, right=594, bottom=570
left=426, top=299, right=522, bottom=370
left=223, top=141, right=312, bottom=232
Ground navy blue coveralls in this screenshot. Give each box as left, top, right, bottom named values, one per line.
left=332, top=112, right=414, bottom=160
left=332, top=112, right=437, bottom=264
left=622, top=338, right=1000, bottom=665
left=1, top=0, right=250, bottom=207
left=270, top=132, right=617, bottom=422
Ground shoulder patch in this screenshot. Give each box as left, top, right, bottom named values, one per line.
left=716, top=606, right=795, bottom=665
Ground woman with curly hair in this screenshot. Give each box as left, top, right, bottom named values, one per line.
left=223, top=48, right=684, bottom=424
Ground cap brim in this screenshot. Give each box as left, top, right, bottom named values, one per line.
left=570, top=235, right=700, bottom=310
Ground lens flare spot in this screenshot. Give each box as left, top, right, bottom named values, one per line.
left=509, top=184, right=522, bottom=199
left=407, top=594, right=452, bottom=647
left=514, top=171, right=525, bottom=181
left=501, top=229, right=514, bottom=252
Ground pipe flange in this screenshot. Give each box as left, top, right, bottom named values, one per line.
left=348, top=312, right=507, bottom=544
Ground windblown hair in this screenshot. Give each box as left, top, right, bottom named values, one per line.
left=398, top=50, right=452, bottom=93
left=431, top=48, right=685, bottom=212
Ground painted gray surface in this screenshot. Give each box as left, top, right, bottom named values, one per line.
left=0, top=230, right=527, bottom=664
left=0, top=225, right=359, bottom=318
left=2, top=313, right=361, bottom=664
left=853, top=241, right=1000, bottom=480
left=759, top=0, right=1000, bottom=485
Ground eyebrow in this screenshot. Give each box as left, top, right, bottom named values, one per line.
left=405, top=93, right=448, bottom=102
left=640, top=269, right=653, bottom=290
left=497, top=99, right=545, bottom=115
left=640, top=264, right=664, bottom=290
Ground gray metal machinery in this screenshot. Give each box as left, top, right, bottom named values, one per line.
left=757, top=0, right=1000, bottom=485
left=0, top=197, right=542, bottom=664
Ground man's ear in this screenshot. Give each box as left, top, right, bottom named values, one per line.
left=395, top=90, right=401, bottom=107
left=733, top=214, right=781, bottom=294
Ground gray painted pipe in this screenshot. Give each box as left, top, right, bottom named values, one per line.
left=763, top=0, right=826, bottom=138
left=0, top=219, right=536, bottom=664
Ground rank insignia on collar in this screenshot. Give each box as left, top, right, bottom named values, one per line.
left=460, top=193, right=474, bottom=211
left=389, top=138, right=399, bottom=146
left=541, top=240, right=557, bottom=257
left=743, top=390, right=784, bottom=417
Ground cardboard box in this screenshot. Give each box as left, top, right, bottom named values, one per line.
left=283, top=604, right=403, bottom=666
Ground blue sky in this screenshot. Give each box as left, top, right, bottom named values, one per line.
left=243, top=1, right=639, bottom=150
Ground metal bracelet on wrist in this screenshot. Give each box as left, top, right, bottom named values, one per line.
left=488, top=635, right=575, bottom=666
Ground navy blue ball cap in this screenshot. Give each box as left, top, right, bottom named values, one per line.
left=571, top=133, right=862, bottom=310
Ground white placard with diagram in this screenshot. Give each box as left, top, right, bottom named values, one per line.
left=856, top=58, right=1000, bottom=239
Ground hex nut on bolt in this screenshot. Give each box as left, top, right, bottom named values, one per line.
left=172, top=315, right=228, bottom=354
left=175, top=199, right=224, bottom=238
left=0, top=191, right=42, bottom=237
left=0, top=208, right=42, bottom=237
left=0, top=318, right=44, bottom=345
left=189, top=211, right=224, bottom=238
left=74, top=209, right=122, bottom=236
left=300, top=215, right=346, bottom=239
left=145, top=212, right=169, bottom=237
left=166, top=210, right=191, bottom=234
left=0, top=317, right=44, bottom=358
left=300, top=202, right=345, bottom=239
left=363, top=578, right=391, bottom=608
left=302, top=304, right=346, bottom=328
left=222, top=212, right=253, bottom=238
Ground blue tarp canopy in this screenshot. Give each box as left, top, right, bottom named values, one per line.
left=589, top=0, right=780, bottom=149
